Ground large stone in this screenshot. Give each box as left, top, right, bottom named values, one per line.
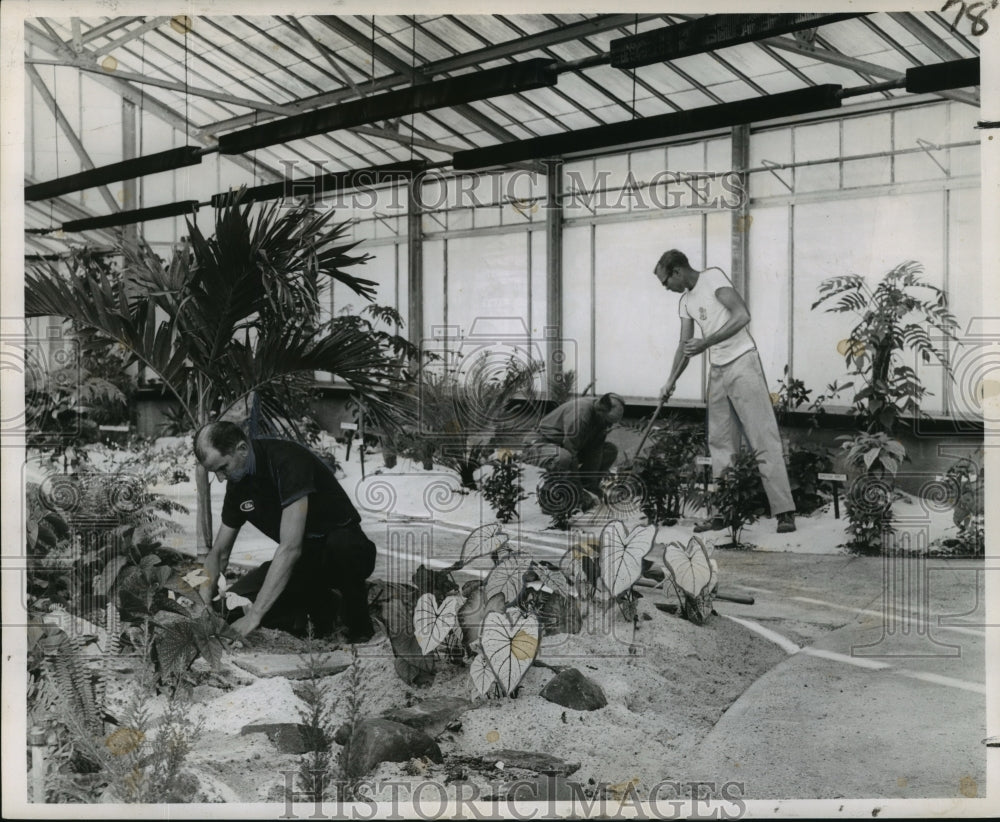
left=240, top=723, right=319, bottom=755
left=380, top=696, right=474, bottom=738
left=539, top=667, right=607, bottom=711
left=230, top=651, right=352, bottom=679
left=479, top=750, right=581, bottom=776
left=344, top=718, right=443, bottom=778
left=334, top=697, right=473, bottom=745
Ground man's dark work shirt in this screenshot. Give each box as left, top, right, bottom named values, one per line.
left=221, top=439, right=360, bottom=541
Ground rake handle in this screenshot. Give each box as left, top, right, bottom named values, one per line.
left=630, top=398, right=665, bottom=462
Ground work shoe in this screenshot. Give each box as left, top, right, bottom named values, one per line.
left=776, top=512, right=797, bottom=533
left=693, top=516, right=725, bottom=533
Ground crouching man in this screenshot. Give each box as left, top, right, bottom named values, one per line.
left=193, top=421, right=377, bottom=642
left=522, top=392, right=625, bottom=513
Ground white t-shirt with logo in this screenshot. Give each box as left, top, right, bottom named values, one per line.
left=678, top=267, right=756, bottom=366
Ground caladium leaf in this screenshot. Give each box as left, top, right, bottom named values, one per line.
left=661, top=536, right=715, bottom=598
left=413, top=592, right=463, bottom=654
left=600, top=521, right=656, bottom=597
left=484, top=552, right=533, bottom=605
left=458, top=522, right=509, bottom=567
left=479, top=609, right=540, bottom=696
left=469, top=651, right=500, bottom=698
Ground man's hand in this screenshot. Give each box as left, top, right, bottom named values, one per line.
left=660, top=382, right=676, bottom=402
left=230, top=612, right=261, bottom=638
left=682, top=337, right=707, bottom=357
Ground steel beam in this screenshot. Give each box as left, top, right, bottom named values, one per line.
left=98, top=17, right=172, bottom=54
left=888, top=12, right=964, bottom=62
left=611, top=14, right=863, bottom=68
left=81, top=18, right=143, bottom=45
left=761, top=35, right=979, bottom=105
left=317, top=15, right=523, bottom=146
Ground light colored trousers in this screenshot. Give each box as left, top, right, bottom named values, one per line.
left=707, top=350, right=795, bottom=516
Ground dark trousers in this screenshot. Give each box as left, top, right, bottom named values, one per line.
left=521, top=440, right=618, bottom=493
left=230, top=523, right=377, bottom=638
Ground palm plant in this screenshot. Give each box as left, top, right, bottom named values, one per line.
left=26, top=194, right=409, bottom=555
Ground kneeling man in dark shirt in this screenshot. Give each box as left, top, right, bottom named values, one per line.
left=193, top=421, right=376, bottom=641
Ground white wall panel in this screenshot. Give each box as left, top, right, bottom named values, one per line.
left=792, top=191, right=946, bottom=413
left=594, top=215, right=703, bottom=400
left=746, top=205, right=790, bottom=393
left=447, top=233, right=530, bottom=341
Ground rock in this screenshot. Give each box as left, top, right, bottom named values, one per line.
left=479, top=749, right=580, bottom=776
left=378, top=696, right=474, bottom=739
left=344, top=718, right=443, bottom=778
left=230, top=651, right=352, bottom=679
left=334, top=697, right=473, bottom=745
left=505, top=774, right=581, bottom=801
left=540, top=667, right=607, bottom=711
left=240, top=722, right=320, bottom=755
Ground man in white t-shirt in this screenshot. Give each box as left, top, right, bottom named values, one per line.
left=653, top=249, right=796, bottom=534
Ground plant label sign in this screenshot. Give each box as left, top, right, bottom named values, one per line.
left=695, top=456, right=713, bottom=466
left=818, top=473, right=847, bottom=519
left=340, top=422, right=358, bottom=431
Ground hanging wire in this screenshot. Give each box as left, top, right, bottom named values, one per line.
left=631, top=14, right=638, bottom=119
left=409, top=16, right=417, bottom=163
left=50, top=63, right=57, bottom=228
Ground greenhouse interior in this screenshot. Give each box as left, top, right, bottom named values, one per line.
left=5, top=5, right=995, bottom=816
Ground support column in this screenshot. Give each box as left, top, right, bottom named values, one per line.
left=545, top=159, right=564, bottom=398
left=122, top=98, right=138, bottom=249
left=730, top=124, right=751, bottom=296
left=407, top=174, right=424, bottom=352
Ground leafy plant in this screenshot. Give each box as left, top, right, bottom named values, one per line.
left=631, top=415, right=706, bottom=525
left=549, top=368, right=577, bottom=405
left=812, top=261, right=960, bottom=436
left=337, top=646, right=367, bottom=794
left=27, top=193, right=408, bottom=555
left=481, top=453, right=528, bottom=523
left=840, top=432, right=906, bottom=554
left=785, top=441, right=834, bottom=515
left=661, top=537, right=719, bottom=625
left=709, top=449, right=768, bottom=546
left=295, top=627, right=338, bottom=802
left=399, top=353, right=545, bottom=489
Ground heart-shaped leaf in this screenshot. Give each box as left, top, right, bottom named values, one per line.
left=479, top=609, right=540, bottom=696
left=458, top=522, right=509, bottom=567
left=413, top=592, right=463, bottom=654
left=661, top=536, right=715, bottom=598
left=600, top=521, right=656, bottom=597
left=386, top=598, right=436, bottom=686
left=457, top=583, right=506, bottom=648
left=469, top=651, right=501, bottom=698
left=484, top=552, right=533, bottom=605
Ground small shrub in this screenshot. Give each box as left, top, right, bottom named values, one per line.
left=481, top=453, right=528, bottom=523
left=840, top=432, right=906, bottom=554
left=786, top=441, right=834, bottom=515
left=710, top=449, right=768, bottom=546
left=296, top=627, right=338, bottom=803
left=632, top=416, right=705, bottom=524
